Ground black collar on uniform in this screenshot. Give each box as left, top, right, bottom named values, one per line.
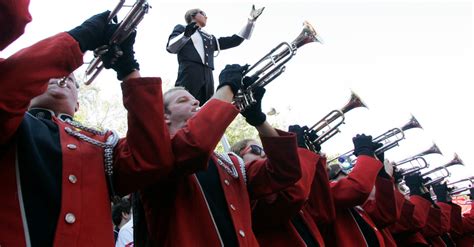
left=28, top=108, right=73, bottom=122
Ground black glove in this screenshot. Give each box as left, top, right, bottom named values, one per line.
left=404, top=172, right=425, bottom=196
left=288, top=125, right=309, bottom=149
left=352, top=134, right=381, bottom=157
left=241, top=87, right=266, bottom=126
left=393, top=167, right=404, bottom=184
left=217, top=64, right=249, bottom=95
left=306, top=129, right=321, bottom=152
left=68, top=11, right=111, bottom=52
left=433, top=183, right=449, bottom=203
left=184, top=22, right=199, bottom=37
left=470, top=187, right=474, bottom=200
left=102, top=29, right=140, bottom=80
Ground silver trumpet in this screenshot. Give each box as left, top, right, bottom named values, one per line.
left=448, top=177, right=474, bottom=195
left=84, top=0, right=150, bottom=85
left=304, top=91, right=367, bottom=152
left=233, top=21, right=322, bottom=110
left=422, top=153, right=465, bottom=186
left=329, top=115, right=423, bottom=166
left=395, top=143, right=443, bottom=176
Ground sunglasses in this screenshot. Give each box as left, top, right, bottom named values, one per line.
left=240, top=144, right=265, bottom=157
left=192, top=11, right=206, bottom=17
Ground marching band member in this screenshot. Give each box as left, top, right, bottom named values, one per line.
left=136, top=64, right=302, bottom=247
left=238, top=125, right=332, bottom=247
left=323, top=134, right=385, bottom=247
left=391, top=172, right=433, bottom=246
left=0, top=12, right=174, bottom=246
left=432, top=183, right=457, bottom=246
left=166, top=5, right=264, bottom=104
left=0, top=0, right=32, bottom=51
left=457, top=188, right=474, bottom=246
left=362, top=160, right=402, bottom=247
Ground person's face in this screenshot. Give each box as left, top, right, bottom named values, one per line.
left=240, top=140, right=266, bottom=163
left=29, top=74, right=79, bottom=116
left=192, top=10, right=207, bottom=27
left=165, top=89, right=200, bottom=127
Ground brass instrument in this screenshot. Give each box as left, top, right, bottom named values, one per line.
left=448, top=177, right=474, bottom=187
left=448, top=177, right=474, bottom=195
left=234, top=21, right=321, bottom=110
left=84, top=0, right=150, bottom=85
left=422, top=153, right=465, bottom=186
left=329, top=115, right=422, bottom=166
left=304, top=91, right=367, bottom=152
left=395, top=143, right=443, bottom=176
left=372, top=115, right=422, bottom=154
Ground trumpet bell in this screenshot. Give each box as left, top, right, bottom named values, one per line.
left=292, top=21, right=323, bottom=48
left=401, top=115, right=423, bottom=131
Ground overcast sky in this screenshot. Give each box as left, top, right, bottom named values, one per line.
left=3, top=0, right=473, bottom=183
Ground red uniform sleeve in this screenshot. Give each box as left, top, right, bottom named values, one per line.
left=436, top=202, right=452, bottom=234
left=0, top=0, right=32, bottom=50
left=363, top=177, right=399, bottom=228
left=251, top=148, right=318, bottom=227
left=305, top=156, right=336, bottom=224
left=113, top=78, right=175, bottom=195
left=449, top=203, right=464, bottom=238
left=246, top=129, right=301, bottom=200
left=170, top=99, right=238, bottom=175
left=389, top=194, right=416, bottom=233
left=330, top=155, right=383, bottom=208
left=462, top=213, right=474, bottom=233
left=409, top=195, right=432, bottom=229
left=0, top=33, right=83, bottom=145
left=421, top=206, right=443, bottom=237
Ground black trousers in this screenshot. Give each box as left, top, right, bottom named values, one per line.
left=175, top=61, right=214, bottom=105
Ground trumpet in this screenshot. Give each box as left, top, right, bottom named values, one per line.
left=422, top=153, right=464, bottom=186
left=304, top=91, right=367, bottom=152
left=233, top=21, right=321, bottom=110
left=448, top=176, right=474, bottom=187
left=329, top=115, right=422, bottom=166
left=395, top=143, right=443, bottom=176
left=84, top=0, right=150, bottom=85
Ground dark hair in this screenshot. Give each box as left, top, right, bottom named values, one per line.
left=111, top=199, right=131, bottom=226
left=184, top=8, right=202, bottom=24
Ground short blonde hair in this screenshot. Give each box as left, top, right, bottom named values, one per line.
left=163, top=86, right=187, bottom=114
left=184, top=8, right=202, bottom=24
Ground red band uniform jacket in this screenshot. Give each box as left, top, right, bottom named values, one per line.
left=0, top=33, right=174, bottom=246
left=140, top=99, right=302, bottom=247
left=362, top=177, right=401, bottom=247
left=325, top=155, right=385, bottom=247
left=389, top=192, right=430, bottom=246
left=252, top=150, right=332, bottom=247
left=457, top=202, right=474, bottom=246
left=0, top=0, right=32, bottom=50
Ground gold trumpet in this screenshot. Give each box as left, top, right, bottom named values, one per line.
left=329, top=115, right=422, bottom=165
left=234, top=21, right=322, bottom=110
left=395, top=143, right=443, bottom=176
left=304, top=91, right=367, bottom=152
left=84, top=0, right=150, bottom=85
left=423, top=153, right=464, bottom=186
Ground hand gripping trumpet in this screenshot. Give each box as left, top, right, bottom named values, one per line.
left=304, top=91, right=367, bottom=152
left=233, top=21, right=322, bottom=110
left=395, top=143, right=443, bottom=176
left=330, top=115, right=423, bottom=166
left=84, top=0, right=150, bottom=85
